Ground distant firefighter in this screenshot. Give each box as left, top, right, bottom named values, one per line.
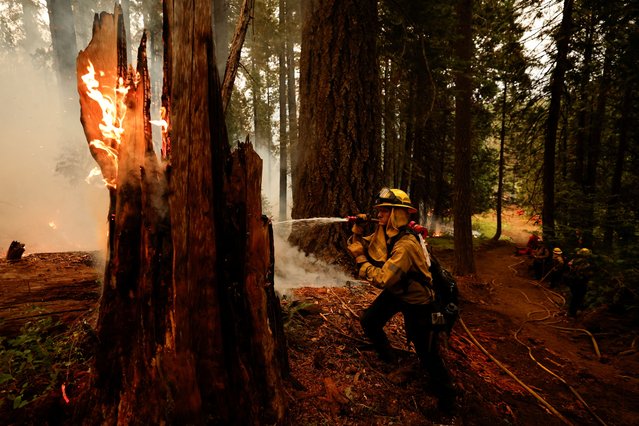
left=566, top=248, right=595, bottom=317
left=548, top=247, right=566, bottom=288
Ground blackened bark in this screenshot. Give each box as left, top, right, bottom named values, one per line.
left=76, top=3, right=287, bottom=424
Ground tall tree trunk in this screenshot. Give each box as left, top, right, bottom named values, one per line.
left=382, top=60, right=395, bottom=182
left=292, top=0, right=381, bottom=260
left=542, top=0, right=573, bottom=241
left=278, top=0, right=289, bottom=221
left=286, top=0, right=299, bottom=196
left=493, top=81, right=507, bottom=241
left=603, top=87, right=631, bottom=247
left=581, top=51, right=611, bottom=247
left=572, top=12, right=595, bottom=188
left=46, top=0, right=78, bottom=97
left=76, top=3, right=287, bottom=423
left=221, top=0, right=255, bottom=112
left=20, top=0, right=43, bottom=54
left=453, top=0, right=475, bottom=275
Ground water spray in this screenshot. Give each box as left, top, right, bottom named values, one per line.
left=271, top=216, right=379, bottom=226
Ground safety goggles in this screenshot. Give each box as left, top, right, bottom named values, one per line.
left=375, top=187, right=399, bottom=205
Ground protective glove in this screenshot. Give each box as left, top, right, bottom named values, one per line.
left=351, top=214, right=369, bottom=235
left=347, top=238, right=367, bottom=264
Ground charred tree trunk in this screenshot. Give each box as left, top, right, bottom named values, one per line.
left=292, top=0, right=381, bottom=260
left=76, top=3, right=287, bottom=424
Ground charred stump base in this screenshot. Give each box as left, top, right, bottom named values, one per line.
left=6, top=240, right=25, bottom=262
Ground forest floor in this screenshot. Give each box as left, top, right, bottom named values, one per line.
left=1, top=209, right=638, bottom=425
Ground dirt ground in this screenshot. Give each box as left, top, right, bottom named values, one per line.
left=1, top=210, right=638, bottom=425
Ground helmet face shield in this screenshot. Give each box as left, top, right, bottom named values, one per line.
left=373, top=187, right=417, bottom=213
left=375, top=187, right=399, bottom=205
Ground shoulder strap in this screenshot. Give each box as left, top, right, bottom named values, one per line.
left=387, top=226, right=419, bottom=254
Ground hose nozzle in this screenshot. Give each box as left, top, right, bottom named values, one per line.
left=346, top=214, right=378, bottom=224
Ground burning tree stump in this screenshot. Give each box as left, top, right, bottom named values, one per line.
left=75, top=3, right=287, bottom=424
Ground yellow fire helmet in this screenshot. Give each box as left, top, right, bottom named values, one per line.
left=553, top=247, right=563, bottom=255
left=577, top=248, right=591, bottom=256
left=374, top=187, right=417, bottom=213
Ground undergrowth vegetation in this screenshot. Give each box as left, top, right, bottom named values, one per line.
left=0, top=312, right=91, bottom=411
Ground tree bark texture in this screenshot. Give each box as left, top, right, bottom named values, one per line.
left=76, top=3, right=287, bottom=424
left=453, top=0, right=476, bottom=275
left=292, top=0, right=381, bottom=259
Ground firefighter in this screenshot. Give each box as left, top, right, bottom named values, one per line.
left=549, top=247, right=566, bottom=288
left=531, top=239, right=551, bottom=280
left=566, top=248, right=595, bottom=317
left=346, top=187, right=457, bottom=414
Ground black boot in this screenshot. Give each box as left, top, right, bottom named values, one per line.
left=375, top=341, right=397, bottom=363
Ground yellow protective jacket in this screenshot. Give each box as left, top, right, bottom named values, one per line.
left=356, top=230, right=434, bottom=305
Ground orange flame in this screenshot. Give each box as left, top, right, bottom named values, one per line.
left=81, top=61, right=128, bottom=143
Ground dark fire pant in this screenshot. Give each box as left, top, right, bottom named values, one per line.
left=360, top=289, right=455, bottom=400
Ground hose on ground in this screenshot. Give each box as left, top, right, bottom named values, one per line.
left=459, top=316, right=573, bottom=425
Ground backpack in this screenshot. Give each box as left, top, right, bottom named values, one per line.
left=426, top=245, right=460, bottom=334
left=391, top=227, right=460, bottom=334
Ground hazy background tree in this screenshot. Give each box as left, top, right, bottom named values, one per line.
left=46, top=0, right=77, bottom=101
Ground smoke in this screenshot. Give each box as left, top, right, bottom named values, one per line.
left=272, top=228, right=353, bottom=293
left=0, top=41, right=352, bottom=292
left=0, top=54, right=108, bottom=256
left=253, top=145, right=354, bottom=292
